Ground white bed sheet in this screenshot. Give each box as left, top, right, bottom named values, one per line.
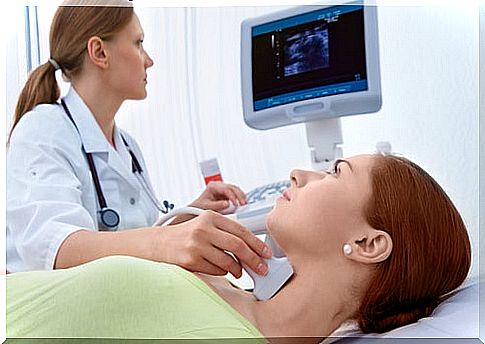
left=324, top=275, right=481, bottom=343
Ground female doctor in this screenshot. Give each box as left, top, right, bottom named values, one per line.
left=6, top=1, right=272, bottom=276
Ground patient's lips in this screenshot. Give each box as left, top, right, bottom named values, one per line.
left=282, top=189, right=291, bottom=201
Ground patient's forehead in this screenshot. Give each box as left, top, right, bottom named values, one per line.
left=343, top=155, right=376, bottom=204
left=345, top=154, right=376, bottom=172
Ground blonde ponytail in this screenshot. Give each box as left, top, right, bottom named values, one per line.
left=8, top=62, right=60, bottom=143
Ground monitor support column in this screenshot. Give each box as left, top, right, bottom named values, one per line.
left=306, top=117, right=343, bottom=171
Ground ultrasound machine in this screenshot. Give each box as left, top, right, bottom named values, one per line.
left=231, top=1, right=382, bottom=257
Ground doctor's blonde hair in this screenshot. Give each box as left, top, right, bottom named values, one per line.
left=9, top=0, right=133, bottom=143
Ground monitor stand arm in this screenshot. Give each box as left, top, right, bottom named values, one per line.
left=306, top=118, right=343, bottom=171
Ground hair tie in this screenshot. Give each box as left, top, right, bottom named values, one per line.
left=48, top=58, right=61, bottom=71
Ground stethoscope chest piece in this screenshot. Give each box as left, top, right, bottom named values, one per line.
left=98, top=207, right=120, bottom=231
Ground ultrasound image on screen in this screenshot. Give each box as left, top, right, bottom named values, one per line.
left=283, top=26, right=329, bottom=77
left=251, top=5, right=366, bottom=108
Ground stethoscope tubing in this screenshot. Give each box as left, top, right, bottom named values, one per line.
left=134, top=172, right=173, bottom=214
left=60, top=99, right=173, bottom=230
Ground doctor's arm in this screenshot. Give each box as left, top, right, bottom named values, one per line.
left=55, top=211, right=271, bottom=278
left=7, top=117, right=269, bottom=275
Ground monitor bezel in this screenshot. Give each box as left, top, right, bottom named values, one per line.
left=241, top=1, right=382, bottom=130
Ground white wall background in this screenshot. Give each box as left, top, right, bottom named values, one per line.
left=5, top=3, right=479, bottom=277
left=479, top=3, right=484, bottom=339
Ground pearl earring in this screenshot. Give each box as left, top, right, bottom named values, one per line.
left=343, top=243, right=353, bottom=256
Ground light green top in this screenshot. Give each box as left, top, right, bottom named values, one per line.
left=7, top=255, right=266, bottom=342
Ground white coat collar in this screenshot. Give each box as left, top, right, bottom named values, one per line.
left=63, top=87, right=110, bottom=154
left=63, top=87, right=140, bottom=194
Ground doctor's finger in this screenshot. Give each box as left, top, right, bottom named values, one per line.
left=208, top=183, right=240, bottom=207
left=210, top=200, right=233, bottom=211
left=208, top=182, right=245, bottom=206
left=220, top=184, right=246, bottom=205
left=227, top=184, right=247, bottom=205
left=194, top=259, right=227, bottom=276
left=204, top=247, right=242, bottom=278
left=209, top=229, right=268, bottom=276
left=213, top=214, right=272, bottom=259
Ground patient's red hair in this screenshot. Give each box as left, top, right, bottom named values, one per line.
left=356, top=155, right=471, bottom=333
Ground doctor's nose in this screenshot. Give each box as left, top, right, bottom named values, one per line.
left=144, top=50, right=154, bottom=69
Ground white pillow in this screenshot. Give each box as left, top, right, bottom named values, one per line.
left=325, top=275, right=480, bottom=342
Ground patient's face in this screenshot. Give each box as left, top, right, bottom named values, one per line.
left=267, top=155, right=375, bottom=258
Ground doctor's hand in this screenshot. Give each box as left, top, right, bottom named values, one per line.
left=189, top=181, right=247, bottom=212
left=154, top=210, right=272, bottom=278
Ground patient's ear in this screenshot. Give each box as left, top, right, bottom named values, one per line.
left=346, top=229, right=393, bottom=264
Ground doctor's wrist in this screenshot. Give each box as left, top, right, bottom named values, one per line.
left=150, top=227, right=168, bottom=263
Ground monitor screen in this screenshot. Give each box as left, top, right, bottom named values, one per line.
left=252, top=5, right=367, bottom=111
left=241, top=2, right=381, bottom=130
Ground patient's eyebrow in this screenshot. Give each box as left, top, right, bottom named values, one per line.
left=335, top=159, right=353, bottom=172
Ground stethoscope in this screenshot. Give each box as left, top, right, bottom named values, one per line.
left=60, top=99, right=174, bottom=231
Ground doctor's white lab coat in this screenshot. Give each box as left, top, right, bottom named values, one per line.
left=7, top=87, right=159, bottom=272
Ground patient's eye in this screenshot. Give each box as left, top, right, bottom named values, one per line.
left=333, top=162, right=340, bottom=176
left=326, top=162, right=339, bottom=176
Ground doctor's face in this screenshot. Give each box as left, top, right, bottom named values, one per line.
left=266, top=155, right=374, bottom=259
left=105, top=13, right=154, bottom=100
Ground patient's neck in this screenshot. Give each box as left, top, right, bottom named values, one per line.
left=252, top=257, right=361, bottom=340
left=197, top=255, right=366, bottom=341
left=204, top=255, right=366, bottom=342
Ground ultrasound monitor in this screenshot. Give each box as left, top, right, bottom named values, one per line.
left=241, top=1, right=381, bottom=131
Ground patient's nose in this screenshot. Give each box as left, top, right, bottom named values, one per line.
left=290, top=169, right=309, bottom=187
left=290, top=169, right=326, bottom=187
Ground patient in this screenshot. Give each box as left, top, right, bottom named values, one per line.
left=7, top=154, right=471, bottom=343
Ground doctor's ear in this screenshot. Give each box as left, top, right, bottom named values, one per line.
left=344, top=230, right=393, bottom=264
left=86, top=36, right=109, bottom=69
